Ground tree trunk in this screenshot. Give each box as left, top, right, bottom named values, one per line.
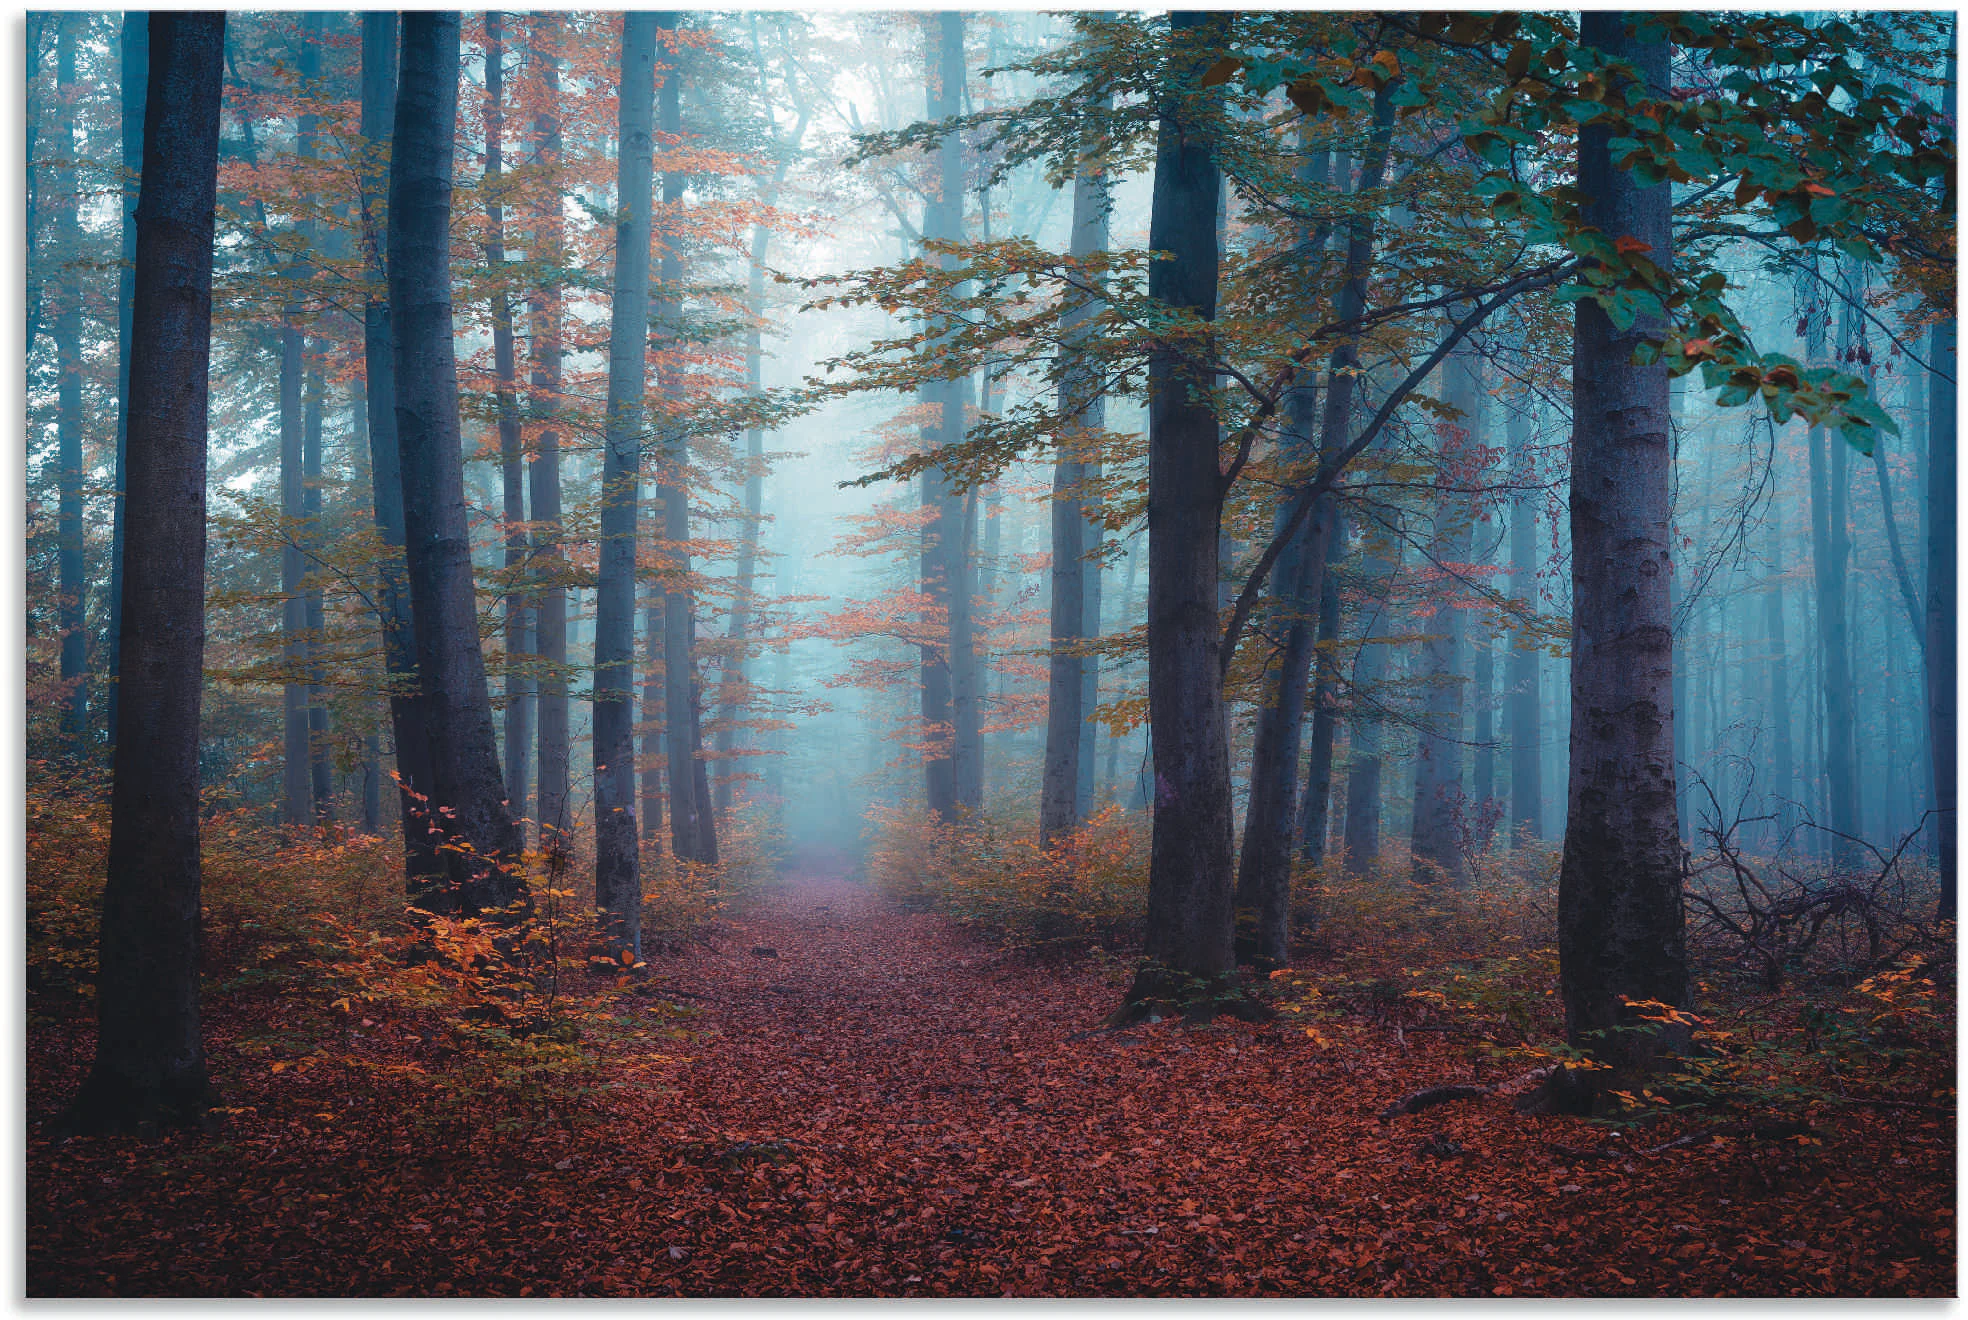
left=1410, top=335, right=1481, bottom=888
left=1131, top=10, right=1235, bottom=1007
left=53, top=18, right=87, bottom=751
left=1342, top=524, right=1398, bottom=874
left=1506, top=396, right=1541, bottom=844
left=1297, top=518, right=1343, bottom=866
left=106, top=12, right=146, bottom=746
left=1926, top=33, right=1957, bottom=920
left=594, top=11, right=658, bottom=956
left=280, top=305, right=309, bottom=825
left=642, top=589, right=665, bottom=844
left=1039, top=146, right=1108, bottom=850
left=62, top=11, right=224, bottom=1135
left=526, top=15, right=571, bottom=861
left=1237, top=106, right=1388, bottom=960
left=485, top=13, right=534, bottom=839
left=358, top=11, right=440, bottom=884
left=303, top=330, right=333, bottom=823
left=1763, top=485, right=1796, bottom=844
left=1806, top=279, right=1861, bottom=868
left=1554, top=12, right=1689, bottom=1101
left=389, top=12, right=523, bottom=914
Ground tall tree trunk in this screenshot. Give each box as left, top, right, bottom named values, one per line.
left=526, top=15, right=570, bottom=861
left=1927, top=29, right=1957, bottom=921
left=279, top=312, right=309, bottom=824
left=1130, top=10, right=1234, bottom=1009
left=389, top=12, right=523, bottom=913
left=1039, top=145, right=1108, bottom=850
left=641, top=588, right=665, bottom=844
left=1297, top=518, right=1344, bottom=865
left=652, top=15, right=718, bottom=866
left=594, top=12, right=658, bottom=956
left=53, top=18, right=86, bottom=750
left=1341, top=525, right=1398, bottom=874
left=485, top=13, right=534, bottom=839
left=1807, top=393, right=1861, bottom=865
left=303, top=332, right=334, bottom=822
left=1553, top=11, right=1689, bottom=1106
left=358, top=12, right=439, bottom=883
left=1506, top=396, right=1541, bottom=844
left=1237, top=105, right=1388, bottom=960
left=1410, top=335, right=1480, bottom=887
left=106, top=12, right=147, bottom=746
left=62, top=11, right=224, bottom=1135
left=1763, top=485, right=1795, bottom=843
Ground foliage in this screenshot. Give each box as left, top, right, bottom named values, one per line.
left=866, top=802, right=1147, bottom=956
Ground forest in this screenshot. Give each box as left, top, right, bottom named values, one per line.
left=24, top=7, right=1957, bottom=1298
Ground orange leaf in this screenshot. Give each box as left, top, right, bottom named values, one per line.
left=1613, top=235, right=1653, bottom=255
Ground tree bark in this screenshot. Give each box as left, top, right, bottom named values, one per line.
left=1806, top=280, right=1861, bottom=868
left=526, top=15, right=571, bottom=862
left=485, top=13, right=534, bottom=838
left=594, top=12, right=658, bottom=956
left=1297, top=519, right=1344, bottom=866
left=1926, top=33, right=1957, bottom=919
left=1039, top=145, right=1108, bottom=851
left=389, top=12, right=523, bottom=913
left=53, top=17, right=87, bottom=751
left=652, top=15, right=716, bottom=866
left=106, top=12, right=147, bottom=746
left=359, top=12, right=440, bottom=884
left=62, top=11, right=224, bottom=1135
left=1762, top=484, right=1795, bottom=843
left=1410, top=336, right=1481, bottom=888
left=1555, top=12, right=1690, bottom=1099
left=1342, top=523, right=1398, bottom=874
left=1506, top=396, right=1541, bottom=844
left=1131, top=10, right=1236, bottom=1006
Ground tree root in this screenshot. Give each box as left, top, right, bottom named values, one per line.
left=1378, top=1067, right=1554, bottom=1120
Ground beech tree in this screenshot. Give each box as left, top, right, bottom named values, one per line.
left=387, top=13, right=523, bottom=914
left=62, top=10, right=226, bottom=1136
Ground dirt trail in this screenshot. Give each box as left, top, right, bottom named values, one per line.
left=27, top=857, right=1951, bottom=1297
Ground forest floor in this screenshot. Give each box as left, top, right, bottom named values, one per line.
left=27, top=854, right=1955, bottom=1297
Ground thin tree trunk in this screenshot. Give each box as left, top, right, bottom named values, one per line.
left=1040, top=144, right=1108, bottom=850
left=1130, top=10, right=1235, bottom=1008
left=1764, top=485, right=1795, bottom=841
left=1926, top=33, right=1957, bottom=919
left=642, top=589, right=665, bottom=845
left=1342, top=519, right=1398, bottom=875
left=1297, top=516, right=1344, bottom=866
left=485, top=13, right=534, bottom=839
left=62, top=11, right=224, bottom=1135
left=1553, top=11, right=1689, bottom=1104
left=53, top=18, right=87, bottom=750
left=526, top=15, right=570, bottom=861
left=1506, top=396, right=1541, bottom=844
left=654, top=14, right=716, bottom=865
left=389, top=12, right=523, bottom=914
left=106, top=12, right=147, bottom=746
left=303, top=330, right=334, bottom=822
left=594, top=11, right=658, bottom=955
left=1410, top=335, right=1480, bottom=888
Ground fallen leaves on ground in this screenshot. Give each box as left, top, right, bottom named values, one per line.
left=26, top=861, right=1955, bottom=1297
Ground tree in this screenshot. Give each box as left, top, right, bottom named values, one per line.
left=388, top=12, right=523, bottom=914
left=105, top=12, right=147, bottom=747
left=62, top=10, right=226, bottom=1135
left=1926, top=24, right=1957, bottom=922
left=358, top=10, right=440, bottom=886
left=526, top=14, right=572, bottom=862
left=595, top=12, right=659, bottom=956
left=1130, top=10, right=1238, bottom=1012
left=52, top=16, right=86, bottom=751
left=1551, top=11, right=1689, bottom=1107
left=484, top=13, right=534, bottom=837
left=1039, top=140, right=1108, bottom=852
left=1505, top=393, right=1542, bottom=844
left=654, top=13, right=719, bottom=867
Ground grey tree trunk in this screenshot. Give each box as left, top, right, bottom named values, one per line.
left=1806, top=278, right=1861, bottom=868
left=1039, top=146, right=1108, bottom=850
left=594, top=11, right=658, bottom=954
left=1410, top=336, right=1481, bottom=887
left=526, top=15, right=571, bottom=861
left=642, top=590, right=665, bottom=844
left=1342, top=520, right=1398, bottom=873
left=485, top=13, right=534, bottom=838
left=1927, top=35, right=1957, bottom=918
left=1130, top=10, right=1236, bottom=1007
left=280, top=309, right=309, bottom=825
left=1506, top=396, right=1541, bottom=844
left=62, top=11, right=224, bottom=1135
left=1554, top=11, right=1689, bottom=1103
left=389, top=12, right=523, bottom=913
left=53, top=18, right=86, bottom=751
left=1237, top=105, right=1388, bottom=961
left=358, top=11, right=439, bottom=884
left=1297, top=519, right=1344, bottom=866
left=1763, top=486, right=1795, bottom=841
left=106, top=12, right=146, bottom=746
